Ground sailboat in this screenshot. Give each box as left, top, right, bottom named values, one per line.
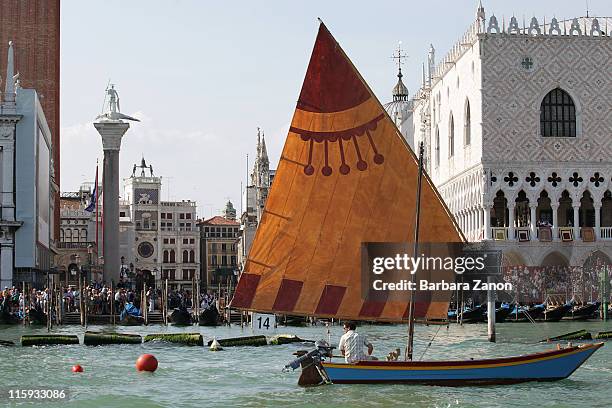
left=231, top=22, right=603, bottom=386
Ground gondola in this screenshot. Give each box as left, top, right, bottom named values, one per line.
left=0, top=306, right=20, bottom=325
left=507, top=304, right=545, bottom=322
left=538, top=303, right=571, bottom=322
left=119, top=302, right=144, bottom=325
left=118, top=314, right=144, bottom=325
left=563, top=303, right=600, bottom=321
left=170, top=307, right=192, bottom=326
left=28, top=307, right=47, bottom=325
left=458, top=304, right=485, bottom=323
left=198, top=305, right=219, bottom=326
left=493, top=303, right=512, bottom=323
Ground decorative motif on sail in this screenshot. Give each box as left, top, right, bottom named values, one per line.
left=231, top=23, right=464, bottom=321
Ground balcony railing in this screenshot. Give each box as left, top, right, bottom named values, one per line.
left=488, top=226, right=612, bottom=242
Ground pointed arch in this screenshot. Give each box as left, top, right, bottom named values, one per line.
left=448, top=112, right=455, bottom=157
left=464, top=98, right=471, bottom=146
left=435, top=126, right=440, bottom=168
left=540, top=88, right=576, bottom=137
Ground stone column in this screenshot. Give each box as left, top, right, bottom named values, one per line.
left=529, top=203, right=537, bottom=237
left=551, top=204, right=559, bottom=241
left=93, top=121, right=130, bottom=283
left=0, top=244, right=14, bottom=289
left=508, top=201, right=515, bottom=240
left=483, top=205, right=491, bottom=240
left=573, top=205, right=580, bottom=240
left=594, top=203, right=602, bottom=240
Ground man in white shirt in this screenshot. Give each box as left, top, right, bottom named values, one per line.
left=338, top=321, right=374, bottom=363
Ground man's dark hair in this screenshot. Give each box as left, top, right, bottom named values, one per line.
left=343, top=321, right=357, bottom=331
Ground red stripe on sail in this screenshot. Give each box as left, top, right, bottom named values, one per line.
left=403, top=301, right=430, bottom=319
left=230, top=273, right=260, bottom=309
left=272, top=279, right=303, bottom=312
left=315, top=285, right=346, bottom=315
left=358, top=300, right=386, bottom=318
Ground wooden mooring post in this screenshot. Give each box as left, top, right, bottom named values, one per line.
left=79, top=275, right=84, bottom=326
left=164, top=278, right=169, bottom=325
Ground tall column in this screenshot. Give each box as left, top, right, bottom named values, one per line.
left=529, top=203, right=537, bottom=237
left=508, top=201, right=515, bottom=240
left=484, top=205, right=491, bottom=239
left=94, top=121, right=130, bottom=283
left=594, top=204, right=602, bottom=239
left=551, top=204, right=559, bottom=241
left=573, top=205, right=580, bottom=240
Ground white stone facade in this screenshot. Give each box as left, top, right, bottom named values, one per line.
left=394, top=10, right=612, bottom=267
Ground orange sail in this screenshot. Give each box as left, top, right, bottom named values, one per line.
left=231, top=23, right=464, bottom=321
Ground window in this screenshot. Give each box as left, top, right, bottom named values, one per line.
left=464, top=99, right=471, bottom=146
left=189, top=250, right=195, bottom=263
left=169, top=249, right=176, bottom=263
left=435, top=127, right=440, bottom=168
left=169, top=269, right=175, bottom=280
left=170, top=238, right=175, bottom=244
left=211, top=256, right=217, bottom=265
left=180, top=213, right=185, bottom=219
left=120, top=211, right=126, bottom=217
left=190, top=238, right=195, bottom=244
left=221, top=243, right=227, bottom=252
left=60, top=229, right=65, bottom=242
left=163, top=250, right=169, bottom=263
left=183, top=270, right=189, bottom=280
left=80, top=228, right=87, bottom=242
left=211, top=243, right=217, bottom=252
left=167, top=213, right=173, bottom=219
left=448, top=113, right=454, bottom=157
left=222, top=255, right=227, bottom=266
left=183, top=238, right=189, bottom=244
left=186, top=213, right=192, bottom=219
left=540, top=88, right=576, bottom=137
left=163, top=238, right=168, bottom=244
left=161, top=213, right=166, bottom=219
left=182, top=250, right=189, bottom=263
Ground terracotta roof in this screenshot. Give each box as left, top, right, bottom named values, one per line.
left=198, top=216, right=239, bottom=226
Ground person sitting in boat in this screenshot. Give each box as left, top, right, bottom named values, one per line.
left=339, top=321, right=375, bottom=363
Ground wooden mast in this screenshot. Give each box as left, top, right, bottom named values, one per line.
left=406, top=142, right=424, bottom=361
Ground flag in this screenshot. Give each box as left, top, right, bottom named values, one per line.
left=85, top=166, right=98, bottom=212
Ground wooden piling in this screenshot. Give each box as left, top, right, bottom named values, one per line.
left=487, top=276, right=496, bottom=342
left=79, top=275, right=84, bottom=326
left=22, top=281, right=27, bottom=326
left=111, top=281, right=115, bottom=325
left=164, top=278, right=168, bottom=325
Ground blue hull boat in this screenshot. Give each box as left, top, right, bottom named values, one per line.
left=319, top=343, right=602, bottom=385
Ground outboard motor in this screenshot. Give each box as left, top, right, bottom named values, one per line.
left=284, top=340, right=334, bottom=387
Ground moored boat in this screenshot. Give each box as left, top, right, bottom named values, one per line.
left=198, top=305, right=219, bottom=326
left=507, top=304, right=545, bottom=322
left=538, top=303, right=572, bottom=322
left=170, top=307, right=192, bottom=326
left=563, top=303, right=600, bottom=321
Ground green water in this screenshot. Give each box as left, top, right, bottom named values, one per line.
left=0, top=321, right=610, bottom=407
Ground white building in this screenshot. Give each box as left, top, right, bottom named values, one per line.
left=0, top=42, right=56, bottom=288
left=387, top=5, right=612, bottom=269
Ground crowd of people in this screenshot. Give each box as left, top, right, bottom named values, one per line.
left=0, top=286, right=53, bottom=321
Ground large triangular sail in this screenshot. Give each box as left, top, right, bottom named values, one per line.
left=231, top=23, right=464, bottom=321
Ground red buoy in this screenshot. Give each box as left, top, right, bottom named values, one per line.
left=71, top=364, right=83, bottom=373
left=135, top=354, right=158, bottom=372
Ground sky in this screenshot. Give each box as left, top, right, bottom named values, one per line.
left=60, top=0, right=608, bottom=219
